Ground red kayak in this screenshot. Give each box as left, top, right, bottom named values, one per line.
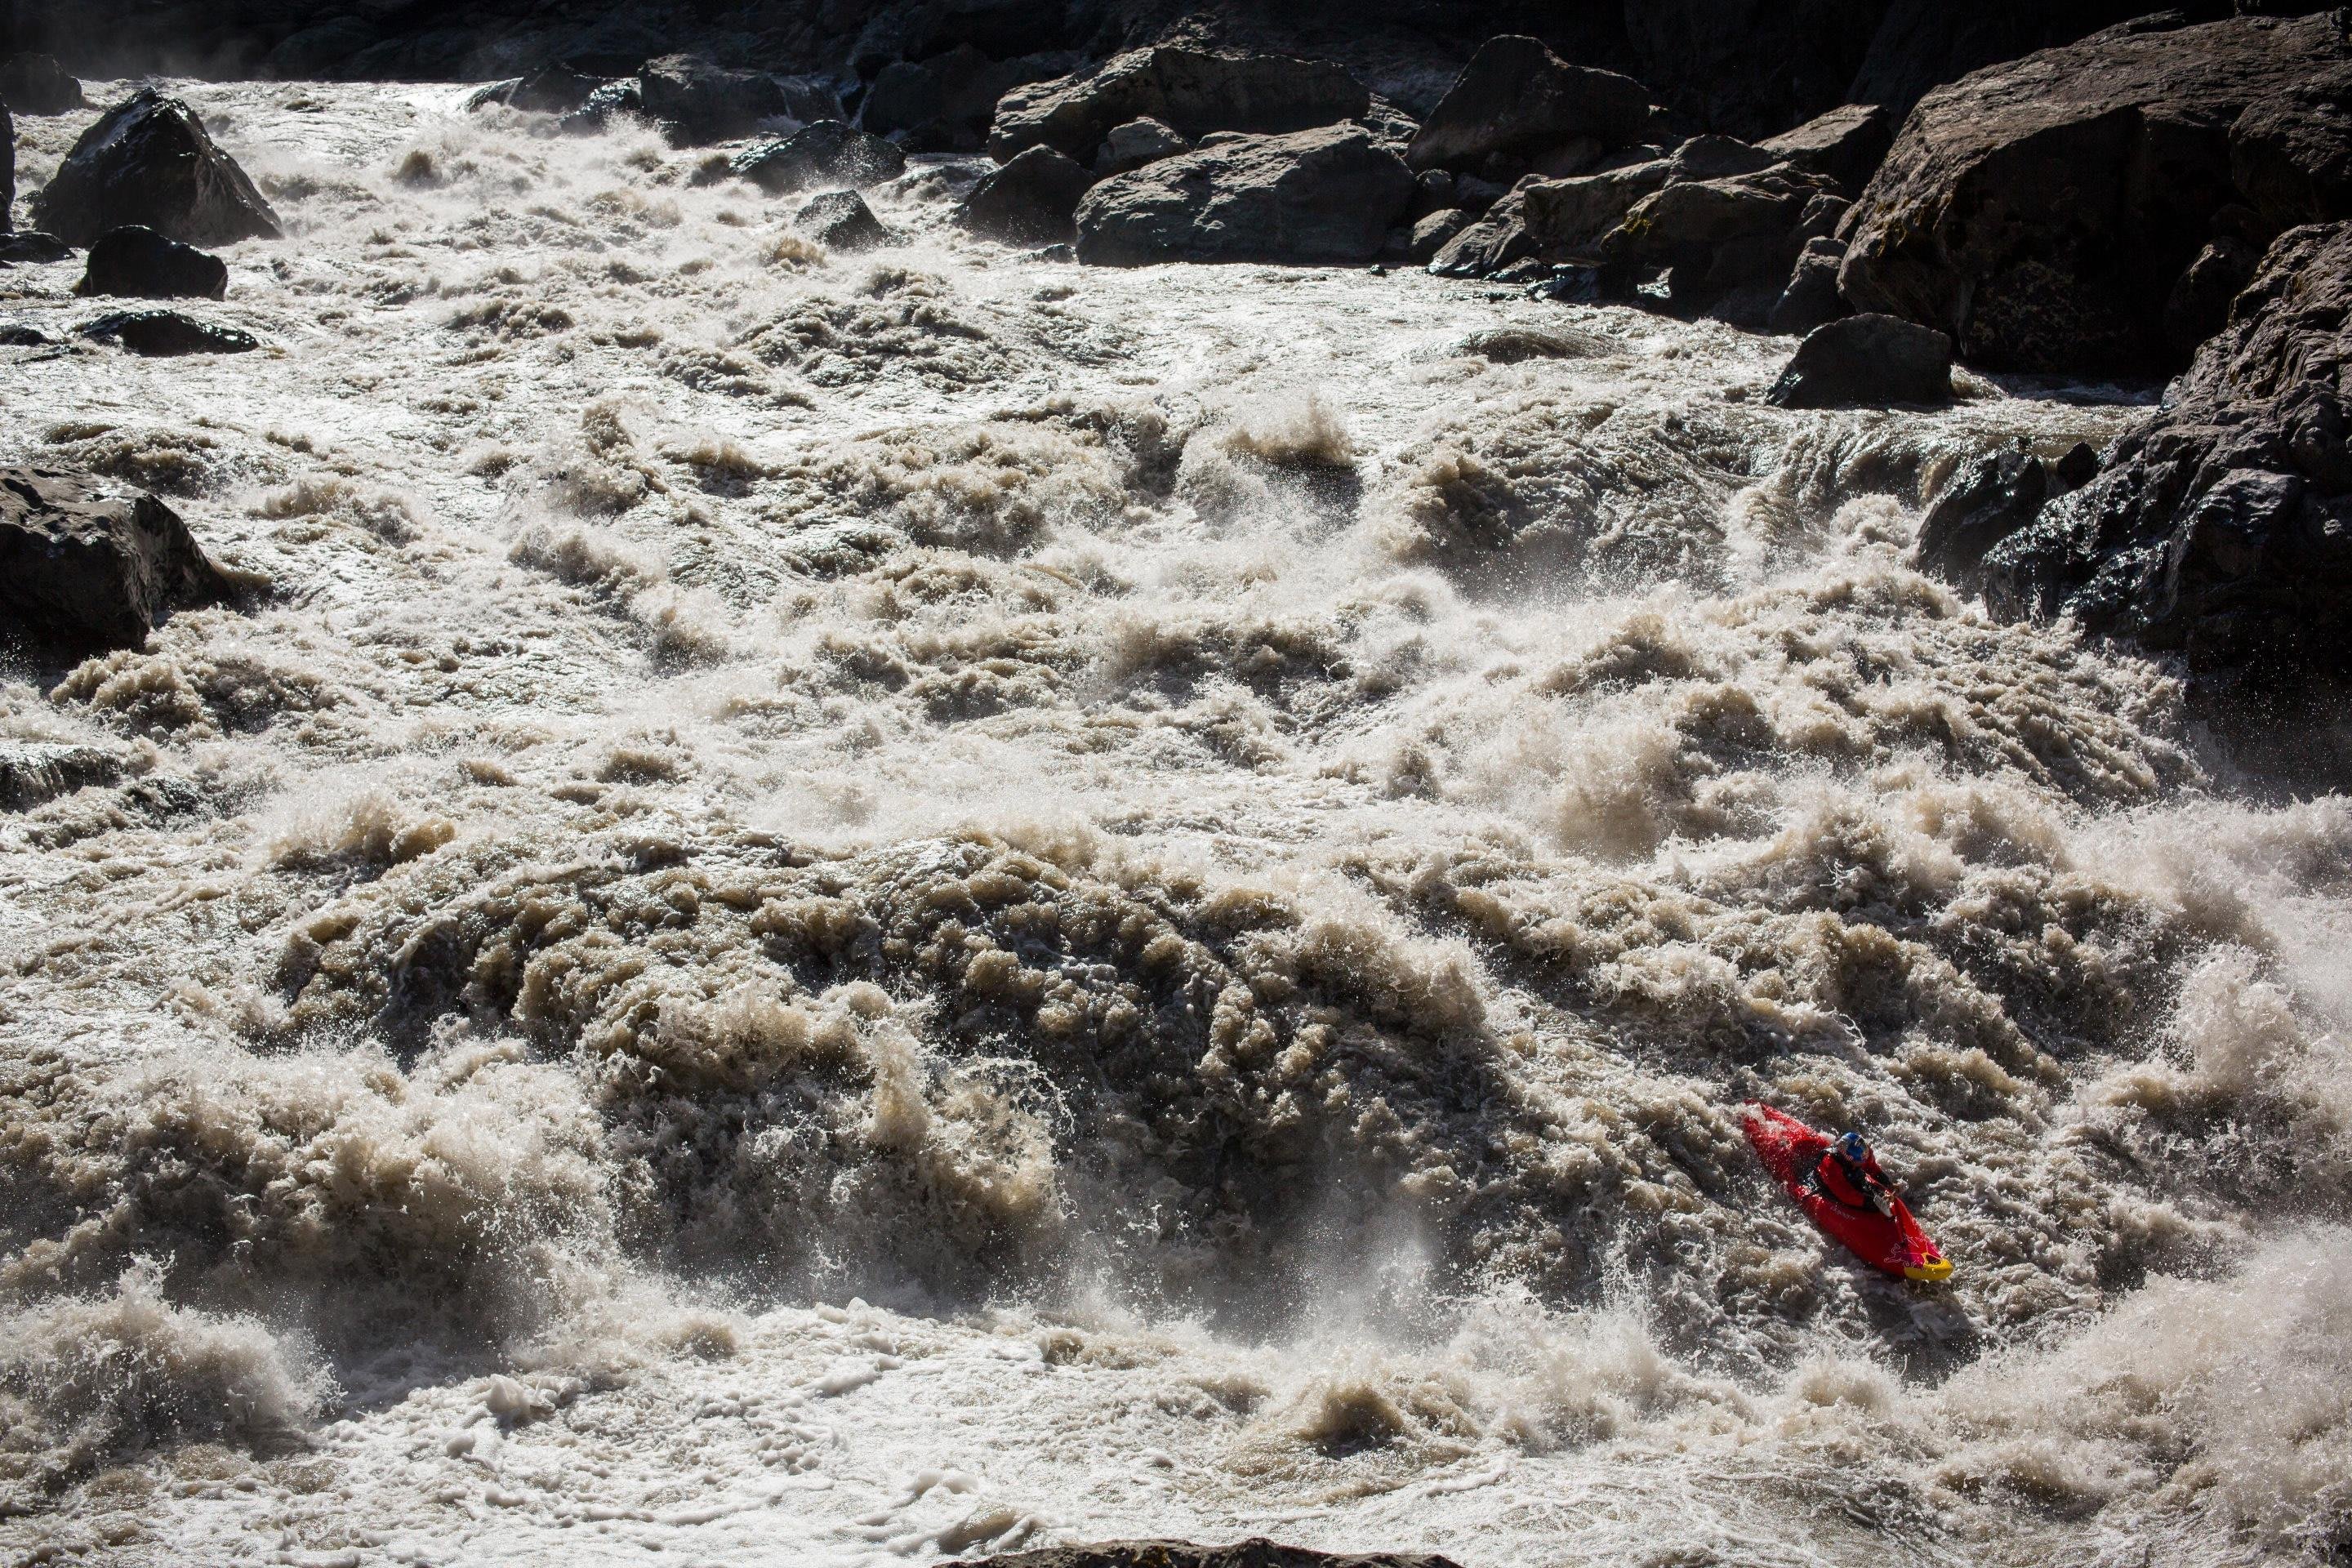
left=1742, top=1103, right=1952, bottom=1282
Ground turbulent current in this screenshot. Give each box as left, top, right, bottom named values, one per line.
left=3, top=82, right=2350, bottom=1568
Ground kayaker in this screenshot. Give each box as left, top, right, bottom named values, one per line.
left=1813, top=1131, right=1896, bottom=1217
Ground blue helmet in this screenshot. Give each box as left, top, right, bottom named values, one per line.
left=1836, top=1131, right=1869, bottom=1165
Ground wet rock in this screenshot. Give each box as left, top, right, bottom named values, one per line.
left=1665, top=135, right=1779, bottom=184
left=862, top=45, right=1061, bottom=155
left=1405, top=36, right=1664, bottom=177
left=74, top=226, right=229, bottom=301
left=1408, top=207, right=1473, bottom=264
left=1599, top=163, right=1839, bottom=320
left=1096, top=118, right=1189, bottom=176
left=0, top=466, right=237, bottom=652
left=1769, top=236, right=1851, bottom=335
left=1075, top=124, right=1413, bottom=268
left=1765, top=313, right=1953, bottom=408
left=991, top=47, right=1369, bottom=166
left=1, top=54, right=87, bottom=115
left=796, top=189, right=892, bottom=252
left=639, top=54, right=840, bottom=146
left=956, top=145, right=1095, bottom=246
left=1914, top=446, right=2099, bottom=589
left=731, top=121, right=907, bottom=196
left=265, top=18, right=383, bottom=80
left=0, top=743, right=124, bottom=811
left=1428, top=188, right=1541, bottom=277
left=1757, top=103, right=1892, bottom=198
left=963, top=1544, right=1463, bottom=1568
left=0, top=230, right=74, bottom=264
left=1519, top=157, right=1673, bottom=262
left=31, top=89, right=281, bottom=249
left=0, top=324, right=50, bottom=345
left=558, top=78, right=644, bottom=136
left=1984, top=220, right=2352, bottom=693
left=467, top=64, right=608, bottom=116
left=1840, top=11, right=2352, bottom=376
left=78, top=310, right=261, bottom=357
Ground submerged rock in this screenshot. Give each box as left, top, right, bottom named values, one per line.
left=731, top=121, right=906, bottom=196
left=1075, top=124, right=1413, bottom=267
left=991, top=47, right=1369, bottom=166
left=1, top=53, right=86, bottom=115
left=0, top=742, right=124, bottom=811
left=0, top=466, right=237, bottom=651
left=31, top=89, right=281, bottom=249
left=957, top=145, right=1095, bottom=246
left=74, top=226, right=228, bottom=301
left=964, top=1544, right=1463, bottom=1568
left=1984, top=220, right=2352, bottom=689
left=1766, top=313, right=1953, bottom=408
left=1405, top=35, right=1664, bottom=177
left=1840, top=11, right=2352, bottom=375
left=78, top=310, right=261, bottom=356
left=796, top=189, right=892, bottom=252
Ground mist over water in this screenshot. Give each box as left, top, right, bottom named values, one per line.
left=2, top=81, right=2348, bottom=1567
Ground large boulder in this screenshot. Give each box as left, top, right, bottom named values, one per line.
left=956, top=145, right=1096, bottom=245
left=1983, top=221, right=2352, bottom=690
left=0, top=466, right=237, bottom=652
left=730, top=122, right=906, bottom=195
left=1757, top=102, right=1893, bottom=198
left=1595, top=158, right=1840, bottom=318
left=1427, top=187, right=1543, bottom=277
left=1840, top=12, right=2352, bottom=376
left=795, top=189, right=891, bottom=251
left=1519, top=157, right=1673, bottom=261
left=31, top=89, right=281, bottom=249
left=74, top=226, right=229, bottom=301
left=861, top=44, right=1062, bottom=154
left=638, top=54, right=840, bottom=145
left=990, top=47, right=1370, bottom=166
left=1405, top=36, right=1664, bottom=177
left=1765, top=313, right=1953, bottom=407
left=78, top=309, right=261, bottom=356
left=2, top=53, right=86, bottom=115
left=969, top=1542, right=1461, bottom=1568
left=1075, top=124, right=1413, bottom=267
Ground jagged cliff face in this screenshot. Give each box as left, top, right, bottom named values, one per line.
left=2, top=78, right=2350, bottom=1566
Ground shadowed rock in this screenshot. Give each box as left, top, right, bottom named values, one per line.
left=991, top=47, right=1368, bottom=166
left=0, top=466, right=237, bottom=652
left=1757, top=102, right=1892, bottom=198
left=78, top=310, right=261, bottom=356
left=957, top=146, right=1095, bottom=246
left=32, top=89, right=281, bottom=248
left=862, top=44, right=1064, bottom=154
left=0, top=53, right=85, bottom=115
left=731, top=121, right=906, bottom=195
left=1405, top=35, right=1662, bottom=176
left=1096, top=117, right=1189, bottom=176
left=796, top=189, right=892, bottom=252
left=74, top=226, right=229, bottom=301
left=639, top=54, right=841, bottom=145
left=1766, top=313, right=1953, bottom=408
left=1076, top=124, right=1412, bottom=267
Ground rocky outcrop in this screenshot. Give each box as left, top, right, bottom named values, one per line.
left=2, top=54, right=85, bottom=115
left=1840, top=12, right=2352, bottom=376
left=730, top=122, right=906, bottom=195
left=1757, top=102, right=1891, bottom=198
left=990, top=48, right=1370, bottom=167
left=78, top=310, right=261, bottom=356
left=1770, top=237, right=1850, bottom=334
left=861, top=44, right=1064, bottom=154
left=964, top=1541, right=1463, bottom=1568
left=74, top=227, right=229, bottom=301
left=796, top=189, right=891, bottom=251
left=639, top=54, right=840, bottom=145
left=32, top=90, right=282, bottom=249
left=0, top=466, right=237, bottom=652
left=957, top=146, right=1096, bottom=246
left=1983, top=221, right=2352, bottom=693
left=1914, top=442, right=2098, bottom=589
left=1405, top=36, right=1664, bottom=180
left=1766, top=313, right=1953, bottom=407
left=1598, top=161, right=1840, bottom=319
left=1075, top=123, right=1413, bottom=267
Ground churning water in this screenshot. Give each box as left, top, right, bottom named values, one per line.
left=2, top=81, right=2347, bottom=1568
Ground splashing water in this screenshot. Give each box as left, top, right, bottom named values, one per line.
left=2, top=81, right=2347, bottom=1567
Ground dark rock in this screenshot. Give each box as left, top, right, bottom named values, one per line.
left=1409, top=207, right=1474, bottom=264
left=639, top=54, right=840, bottom=146
left=74, top=226, right=229, bottom=301
left=730, top=122, right=906, bottom=196
left=1666, top=135, right=1779, bottom=183
left=1519, top=158, right=1672, bottom=261
left=31, top=89, right=281, bottom=249
left=559, top=79, right=644, bottom=136
left=1428, top=189, right=1540, bottom=276
left=1766, top=313, right=1953, bottom=407
left=1624, top=0, right=1886, bottom=142
left=1984, top=220, right=2352, bottom=697
left=796, top=189, right=892, bottom=251
left=0, top=742, right=124, bottom=811
left=2229, top=51, right=2352, bottom=232
left=1840, top=12, right=2352, bottom=376
left=991, top=47, right=1370, bottom=166
left=956, top=145, right=1095, bottom=245
left=1096, top=118, right=1189, bottom=176
left=0, top=324, right=51, bottom=346
left=0, top=466, right=237, bottom=652
left=0, top=231, right=75, bottom=265
left=1770, top=236, right=1851, bottom=334
left=1757, top=103, right=1893, bottom=198
left=78, top=310, right=261, bottom=357
left=1916, top=448, right=2057, bottom=588
left=1406, top=36, right=1663, bottom=176
left=1599, top=164, right=1838, bottom=318
left=1076, top=124, right=1414, bottom=267
left=2164, top=234, right=2262, bottom=359
left=470, top=64, right=608, bottom=116
left=862, top=45, right=1061, bottom=155
left=963, top=1541, right=1464, bottom=1568
left=1, top=54, right=86, bottom=116
left=1408, top=169, right=1455, bottom=219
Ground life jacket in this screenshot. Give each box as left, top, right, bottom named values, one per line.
left=1814, top=1149, right=1889, bottom=1212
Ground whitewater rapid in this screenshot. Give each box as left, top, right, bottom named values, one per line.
left=1, top=81, right=2347, bottom=1567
